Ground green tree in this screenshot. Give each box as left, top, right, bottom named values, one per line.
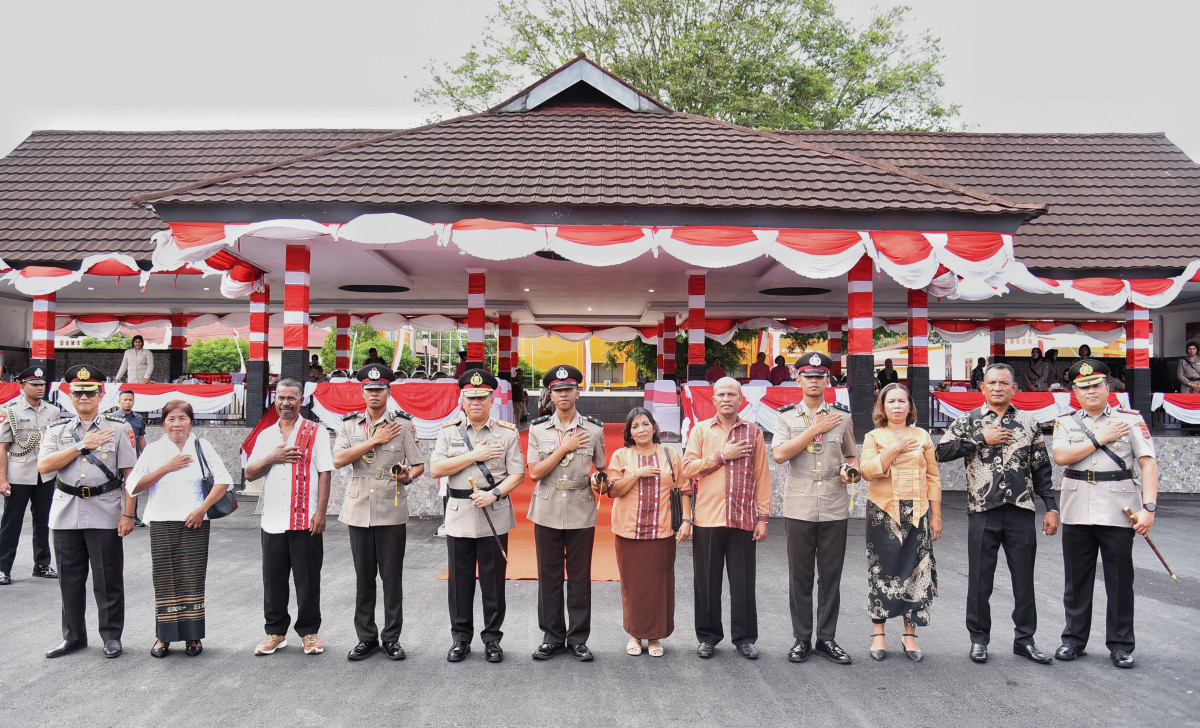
left=319, top=324, right=397, bottom=372
left=186, top=337, right=249, bottom=373
left=79, top=333, right=132, bottom=349
left=395, top=345, right=421, bottom=375
left=417, top=0, right=958, bottom=131
left=516, top=356, right=545, bottom=388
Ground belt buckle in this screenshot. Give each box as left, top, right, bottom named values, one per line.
left=1086, top=470, right=1097, bottom=485
left=373, top=468, right=384, bottom=480
left=811, top=469, right=823, bottom=482
left=79, top=486, right=92, bottom=499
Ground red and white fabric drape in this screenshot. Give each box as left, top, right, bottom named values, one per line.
left=687, top=273, right=706, bottom=374
left=1151, top=393, right=1200, bottom=424
left=466, top=271, right=486, bottom=363
left=932, top=391, right=1129, bottom=424
left=54, top=382, right=243, bottom=416
left=302, top=381, right=512, bottom=439
left=170, top=313, right=188, bottom=356
left=283, top=246, right=311, bottom=354
left=679, top=383, right=850, bottom=442
left=32, top=294, right=55, bottom=361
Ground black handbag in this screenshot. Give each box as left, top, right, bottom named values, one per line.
left=195, top=438, right=237, bottom=519
left=664, top=447, right=685, bottom=532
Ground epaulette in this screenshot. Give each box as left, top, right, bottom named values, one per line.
left=393, top=410, right=414, bottom=420
left=102, top=413, right=127, bottom=424
left=105, top=410, right=127, bottom=421
left=48, top=417, right=72, bottom=428
left=494, top=419, right=517, bottom=430
left=831, top=402, right=851, bottom=413
left=530, top=414, right=551, bottom=426
left=342, top=411, right=362, bottom=421
left=442, top=419, right=462, bottom=428
left=583, top=415, right=605, bottom=428
left=1115, top=407, right=1142, bottom=416
left=777, top=403, right=796, bottom=413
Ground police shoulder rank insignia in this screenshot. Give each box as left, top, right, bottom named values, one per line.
left=394, top=410, right=413, bottom=420
left=530, top=415, right=551, bottom=426
left=584, top=415, right=604, bottom=428
left=495, top=420, right=517, bottom=430
left=343, top=411, right=361, bottom=421
left=442, top=419, right=462, bottom=428
left=777, top=403, right=796, bottom=413
left=832, top=402, right=850, bottom=413
left=1139, top=421, right=1151, bottom=439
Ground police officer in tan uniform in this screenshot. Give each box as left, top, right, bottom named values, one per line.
left=37, top=365, right=137, bottom=659
left=0, top=366, right=61, bottom=585
left=526, top=364, right=606, bottom=662
left=771, top=352, right=859, bottom=665
left=333, top=365, right=425, bottom=662
left=431, top=369, right=523, bottom=664
left=1051, top=359, right=1158, bottom=669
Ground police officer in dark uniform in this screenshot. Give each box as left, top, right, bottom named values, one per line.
left=0, top=366, right=62, bottom=585
left=37, top=365, right=137, bottom=658
left=333, top=365, right=425, bottom=661
left=431, top=369, right=524, bottom=663
left=1051, top=359, right=1158, bottom=669
left=526, top=365, right=607, bottom=661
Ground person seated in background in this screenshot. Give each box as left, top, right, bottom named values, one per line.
left=769, top=355, right=792, bottom=386
left=432, top=372, right=450, bottom=380
left=876, top=359, right=899, bottom=388
left=704, top=361, right=728, bottom=384
left=364, top=348, right=388, bottom=367
left=747, top=353, right=771, bottom=381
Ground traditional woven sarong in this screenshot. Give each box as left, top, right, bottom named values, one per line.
left=150, top=520, right=210, bottom=642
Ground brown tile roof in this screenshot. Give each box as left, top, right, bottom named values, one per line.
left=782, top=131, right=1200, bottom=270
left=0, top=129, right=383, bottom=259
left=134, top=109, right=1039, bottom=216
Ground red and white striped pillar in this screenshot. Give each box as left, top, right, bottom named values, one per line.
left=466, top=270, right=486, bottom=368
left=687, top=272, right=706, bottom=381
left=827, top=315, right=844, bottom=377
left=1126, top=301, right=1151, bottom=415
left=30, top=293, right=55, bottom=381
left=509, top=320, right=520, bottom=379
left=497, top=312, right=512, bottom=380
left=907, top=288, right=930, bottom=427
left=168, top=313, right=188, bottom=381
left=663, top=315, right=677, bottom=380
left=847, top=256, right=874, bottom=437
left=335, top=314, right=352, bottom=372
left=988, top=317, right=1006, bottom=362
left=247, top=284, right=270, bottom=424
left=281, top=245, right=311, bottom=382
left=656, top=321, right=665, bottom=380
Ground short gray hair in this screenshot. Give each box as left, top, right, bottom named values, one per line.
left=983, top=363, right=1015, bottom=380
left=276, top=378, right=303, bottom=395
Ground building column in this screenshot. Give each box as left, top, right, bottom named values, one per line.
left=847, top=257, right=874, bottom=440
left=656, top=321, right=665, bottom=380
left=687, top=272, right=707, bottom=381
left=282, top=245, right=311, bottom=382
left=827, top=315, right=843, bottom=378
left=1125, top=302, right=1151, bottom=415
left=169, top=313, right=188, bottom=382
left=465, top=270, right=486, bottom=370
left=335, top=313, right=352, bottom=372
left=509, top=321, right=520, bottom=379
left=663, top=315, right=677, bottom=381
left=988, top=317, right=1006, bottom=363
left=247, top=284, right=270, bottom=426
left=907, top=289, right=930, bottom=428
left=30, top=293, right=55, bottom=382
left=497, top=312, right=512, bottom=381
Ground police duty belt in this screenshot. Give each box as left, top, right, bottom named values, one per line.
left=55, top=449, right=123, bottom=498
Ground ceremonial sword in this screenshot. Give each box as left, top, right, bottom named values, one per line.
left=469, top=476, right=509, bottom=562
left=1123, top=506, right=1179, bottom=583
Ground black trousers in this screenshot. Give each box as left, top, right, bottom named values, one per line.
left=786, top=517, right=848, bottom=641
left=261, top=529, right=323, bottom=637
left=53, top=528, right=123, bottom=642
left=348, top=523, right=406, bottom=643
left=447, top=533, right=508, bottom=643
left=0, top=478, right=52, bottom=572
left=1061, top=524, right=1135, bottom=653
left=693, top=525, right=757, bottom=646
left=966, top=504, right=1037, bottom=645
left=534, top=524, right=595, bottom=645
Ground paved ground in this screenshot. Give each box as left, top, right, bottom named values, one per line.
left=1, top=492, right=1198, bottom=728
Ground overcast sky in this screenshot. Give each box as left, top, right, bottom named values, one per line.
left=1, top=0, right=1197, bottom=159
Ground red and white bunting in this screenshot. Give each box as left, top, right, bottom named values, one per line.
left=547, top=225, right=655, bottom=266
left=55, top=382, right=243, bottom=416
left=1152, top=393, right=1200, bottom=424
left=934, top=391, right=1129, bottom=424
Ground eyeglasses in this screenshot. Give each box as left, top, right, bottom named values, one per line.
left=71, top=391, right=100, bottom=399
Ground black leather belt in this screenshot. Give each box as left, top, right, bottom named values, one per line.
left=55, top=479, right=123, bottom=499
left=1064, top=468, right=1135, bottom=483
left=448, top=486, right=498, bottom=499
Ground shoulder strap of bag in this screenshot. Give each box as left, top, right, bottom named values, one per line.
left=194, top=439, right=212, bottom=480
left=458, top=423, right=497, bottom=487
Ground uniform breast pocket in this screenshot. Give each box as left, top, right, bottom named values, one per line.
left=534, top=484, right=551, bottom=501
left=1109, top=480, right=1137, bottom=493
left=491, top=497, right=512, bottom=513
left=1058, top=478, right=1079, bottom=491
left=347, top=481, right=360, bottom=498
left=576, top=488, right=595, bottom=504
left=786, top=477, right=807, bottom=493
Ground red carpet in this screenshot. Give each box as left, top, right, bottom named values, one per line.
left=438, top=422, right=626, bottom=581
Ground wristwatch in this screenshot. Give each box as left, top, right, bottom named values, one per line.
left=1143, top=503, right=1157, bottom=513
left=75, top=441, right=87, bottom=453
left=492, top=488, right=505, bottom=500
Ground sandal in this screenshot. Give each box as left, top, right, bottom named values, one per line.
left=870, top=631, right=886, bottom=662
left=902, top=631, right=922, bottom=662
left=647, top=640, right=664, bottom=657
left=626, top=638, right=643, bottom=656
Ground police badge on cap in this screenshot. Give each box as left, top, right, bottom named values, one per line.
left=542, top=364, right=583, bottom=390
left=458, top=368, right=498, bottom=398
left=355, top=365, right=395, bottom=389
left=794, top=352, right=833, bottom=377
left=1067, top=358, right=1109, bottom=387
left=63, top=364, right=105, bottom=392
left=16, top=366, right=46, bottom=385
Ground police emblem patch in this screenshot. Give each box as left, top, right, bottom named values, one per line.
left=470, top=372, right=483, bottom=386
left=368, top=368, right=380, bottom=380
left=557, top=368, right=569, bottom=380
left=809, top=354, right=821, bottom=366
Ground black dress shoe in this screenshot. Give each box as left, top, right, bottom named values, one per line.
left=103, top=639, right=123, bottom=658
left=788, top=639, right=813, bottom=663
left=737, top=643, right=759, bottom=660
left=184, top=641, right=203, bottom=657
left=32, top=565, right=57, bottom=579
left=484, top=641, right=504, bottom=663
left=1110, top=650, right=1135, bottom=669
left=0, top=572, right=11, bottom=585
left=969, top=643, right=988, bottom=663
left=151, top=641, right=169, bottom=658
left=446, top=641, right=471, bottom=662
left=870, top=632, right=887, bottom=662
left=697, top=642, right=716, bottom=659
left=347, top=640, right=380, bottom=661
left=1014, top=643, right=1052, bottom=664
left=532, top=642, right=566, bottom=660
left=1054, top=644, right=1087, bottom=661
left=45, top=639, right=86, bottom=658
left=815, top=639, right=853, bottom=665
left=569, top=644, right=594, bottom=662
left=382, top=642, right=406, bottom=661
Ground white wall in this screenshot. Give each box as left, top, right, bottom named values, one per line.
left=1158, top=303, right=1200, bottom=357
left=0, top=298, right=29, bottom=348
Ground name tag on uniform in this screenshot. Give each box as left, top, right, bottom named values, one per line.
left=791, top=427, right=806, bottom=435
left=541, top=438, right=556, bottom=450
left=349, top=435, right=364, bottom=442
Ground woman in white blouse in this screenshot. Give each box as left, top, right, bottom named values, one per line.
left=115, top=334, right=154, bottom=383
left=126, top=400, right=232, bottom=657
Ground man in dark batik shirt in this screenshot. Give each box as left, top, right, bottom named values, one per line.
left=936, top=363, right=1058, bottom=666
